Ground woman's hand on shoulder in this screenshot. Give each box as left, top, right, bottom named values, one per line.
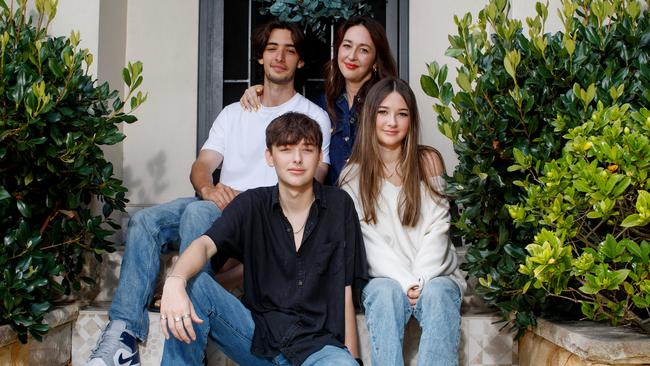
left=419, top=146, right=445, bottom=178
left=240, top=84, right=263, bottom=111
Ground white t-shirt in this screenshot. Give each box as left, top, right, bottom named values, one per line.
left=201, top=93, right=331, bottom=192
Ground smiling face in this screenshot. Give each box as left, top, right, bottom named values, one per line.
left=266, top=140, right=322, bottom=190
left=337, top=25, right=377, bottom=84
left=258, top=28, right=304, bottom=85
left=374, top=91, right=410, bottom=151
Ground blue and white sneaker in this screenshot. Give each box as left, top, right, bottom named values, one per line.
left=86, top=320, right=140, bottom=366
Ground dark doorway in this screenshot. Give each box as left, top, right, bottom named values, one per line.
left=197, top=0, right=408, bottom=151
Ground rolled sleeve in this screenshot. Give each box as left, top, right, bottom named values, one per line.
left=343, top=193, right=368, bottom=289
left=204, top=194, right=246, bottom=268
left=314, top=109, right=332, bottom=165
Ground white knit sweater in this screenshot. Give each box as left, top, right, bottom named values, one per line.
left=341, top=166, right=466, bottom=295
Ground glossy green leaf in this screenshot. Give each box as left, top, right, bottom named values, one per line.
left=122, top=67, right=131, bottom=86
left=420, top=75, right=439, bottom=98
left=579, top=284, right=599, bottom=294
left=0, top=186, right=10, bottom=200
left=16, top=201, right=32, bottom=218
left=621, top=214, right=645, bottom=227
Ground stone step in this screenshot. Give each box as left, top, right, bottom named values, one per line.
left=84, top=246, right=514, bottom=365
left=72, top=306, right=518, bottom=365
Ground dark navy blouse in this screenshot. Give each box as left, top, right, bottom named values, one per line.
left=316, top=93, right=358, bottom=186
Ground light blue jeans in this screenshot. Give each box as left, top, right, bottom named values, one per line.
left=362, top=277, right=461, bottom=366
left=162, top=272, right=358, bottom=366
left=109, top=197, right=221, bottom=341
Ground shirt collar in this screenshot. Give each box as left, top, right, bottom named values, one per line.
left=336, top=93, right=347, bottom=104
left=271, top=179, right=327, bottom=210
left=336, top=92, right=361, bottom=115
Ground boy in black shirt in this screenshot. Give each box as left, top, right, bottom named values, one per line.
left=159, top=112, right=368, bottom=366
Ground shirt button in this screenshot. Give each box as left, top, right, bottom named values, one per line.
left=298, top=280, right=303, bottom=286
left=286, top=227, right=291, bottom=233
left=344, top=136, right=350, bottom=142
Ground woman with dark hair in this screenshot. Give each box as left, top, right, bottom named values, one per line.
left=339, top=77, right=465, bottom=366
left=241, top=16, right=398, bottom=185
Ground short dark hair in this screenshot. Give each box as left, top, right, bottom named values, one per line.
left=252, top=20, right=305, bottom=60
left=266, top=112, right=322, bottom=150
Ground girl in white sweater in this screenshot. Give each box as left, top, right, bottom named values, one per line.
left=340, top=77, right=465, bottom=366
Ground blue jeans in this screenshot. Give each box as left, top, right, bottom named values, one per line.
left=109, top=197, right=221, bottom=341
left=362, top=277, right=461, bottom=366
left=162, top=272, right=358, bottom=366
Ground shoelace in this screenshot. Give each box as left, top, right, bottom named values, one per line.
left=89, top=327, right=122, bottom=359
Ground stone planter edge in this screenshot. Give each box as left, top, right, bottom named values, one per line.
left=0, top=303, right=80, bottom=348
left=531, top=317, right=650, bottom=364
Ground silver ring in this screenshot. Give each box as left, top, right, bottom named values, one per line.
left=160, top=315, right=167, bottom=320
left=182, top=314, right=191, bottom=319
left=174, top=317, right=182, bottom=322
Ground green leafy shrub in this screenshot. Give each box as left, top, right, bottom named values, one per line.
left=0, top=0, right=146, bottom=342
left=512, top=103, right=650, bottom=332
left=256, top=0, right=372, bottom=40
left=421, top=0, right=649, bottom=336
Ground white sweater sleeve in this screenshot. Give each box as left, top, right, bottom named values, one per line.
left=412, top=193, right=466, bottom=295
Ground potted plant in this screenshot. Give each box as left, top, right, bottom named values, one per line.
left=0, top=0, right=146, bottom=342
left=421, top=0, right=649, bottom=336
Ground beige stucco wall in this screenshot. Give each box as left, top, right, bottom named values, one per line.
left=39, top=0, right=198, bottom=207
left=409, top=0, right=487, bottom=174
left=122, top=0, right=199, bottom=206
left=97, top=0, right=128, bottom=180
left=410, top=0, right=563, bottom=174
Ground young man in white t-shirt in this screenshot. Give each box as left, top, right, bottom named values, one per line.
left=87, top=20, right=331, bottom=366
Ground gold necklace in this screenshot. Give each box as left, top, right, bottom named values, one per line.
left=383, top=163, right=399, bottom=179
left=291, top=220, right=307, bottom=234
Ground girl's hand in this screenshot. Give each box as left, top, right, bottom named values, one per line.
left=407, top=284, right=421, bottom=306
left=240, top=84, right=263, bottom=111
left=160, top=276, right=203, bottom=343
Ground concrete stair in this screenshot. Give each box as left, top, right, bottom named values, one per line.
left=71, top=249, right=519, bottom=365
left=73, top=306, right=516, bottom=365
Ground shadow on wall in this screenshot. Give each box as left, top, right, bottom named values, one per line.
left=123, top=150, right=171, bottom=204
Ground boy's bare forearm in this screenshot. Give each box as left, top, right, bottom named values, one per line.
left=169, top=236, right=217, bottom=281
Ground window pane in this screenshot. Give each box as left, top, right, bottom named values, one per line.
left=302, top=28, right=330, bottom=81
left=224, top=0, right=249, bottom=80
left=223, top=82, right=248, bottom=106
left=303, top=80, right=325, bottom=104
left=369, top=0, right=386, bottom=26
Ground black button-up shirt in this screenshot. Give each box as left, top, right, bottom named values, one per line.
left=204, top=181, right=368, bottom=365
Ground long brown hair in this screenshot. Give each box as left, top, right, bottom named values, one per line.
left=324, top=16, right=397, bottom=124
left=340, top=78, right=444, bottom=227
